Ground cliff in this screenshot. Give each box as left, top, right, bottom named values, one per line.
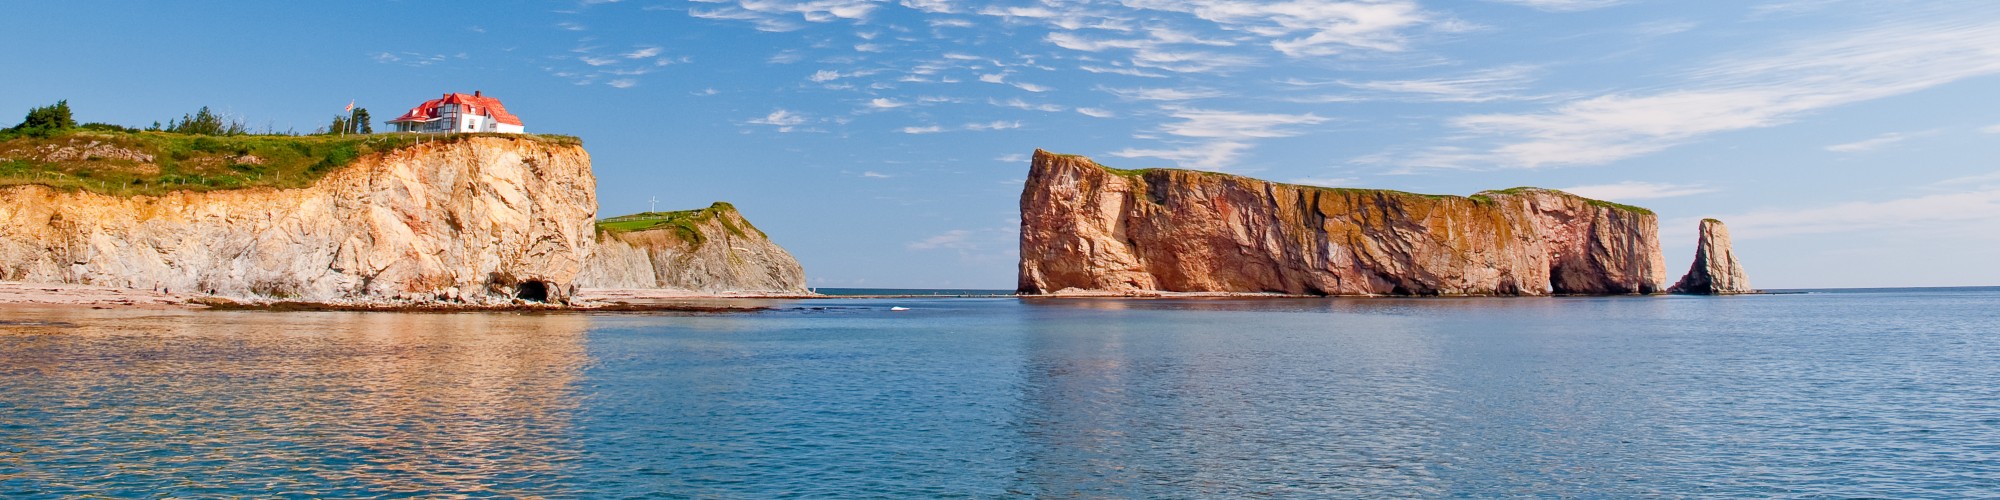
left=0, top=136, right=598, bottom=304
left=1669, top=219, right=1752, bottom=294
left=1018, top=150, right=1667, bottom=296
left=577, top=202, right=807, bottom=293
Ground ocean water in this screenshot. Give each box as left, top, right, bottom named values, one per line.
left=1, top=288, right=1997, bottom=497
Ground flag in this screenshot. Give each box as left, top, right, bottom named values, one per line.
left=344, top=100, right=355, bottom=113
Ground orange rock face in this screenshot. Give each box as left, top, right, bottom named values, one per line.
left=1017, top=150, right=1667, bottom=296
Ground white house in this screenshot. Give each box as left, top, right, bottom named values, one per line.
left=387, top=91, right=525, bottom=134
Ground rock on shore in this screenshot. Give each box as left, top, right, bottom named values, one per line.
left=1668, top=219, right=1753, bottom=294
left=1018, top=150, right=1667, bottom=296
left=0, top=137, right=597, bottom=304
left=577, top=202, right=807, bottom=294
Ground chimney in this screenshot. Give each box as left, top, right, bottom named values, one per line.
left=474, top=90, right=482, bottom=97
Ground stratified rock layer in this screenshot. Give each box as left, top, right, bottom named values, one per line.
left=1018, top=150, right=1667, bottom=296
left=577, top=203, right=807, bottom=293
left=1668, top=219, right=1752, bottom=294
left=0, top=137, right=598, bottom=304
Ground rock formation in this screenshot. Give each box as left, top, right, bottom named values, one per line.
left=577, top=202, right=807, bottom=293
left=0, top=136, right=598, bottom=304
left=1668, top=219, right=1752, bottom=294
left=1018, top=150, right=1667, bottom=296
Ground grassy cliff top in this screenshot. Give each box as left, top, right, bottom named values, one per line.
left=0, top=129, right=581, bottom=196
left=1037, top=150, right=1656, bottom=216
left=597, top=202, right=763, bottom=247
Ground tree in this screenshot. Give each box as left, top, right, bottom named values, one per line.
left=326, top=115, right=350, bottom=136
left=13, top=100, right=76, bottom=133
left=350, top=108, right=372, bottom=134
left=165, top=106, right=246, bottom=135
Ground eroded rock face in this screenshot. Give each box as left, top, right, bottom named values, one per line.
left=1669, top=219, right=1752, bottom=295
left=577, top=203, right=807, bottom=293
left=1017, top=150, right=1667, bottom=296
left=0, top=137, right=598, bottom=304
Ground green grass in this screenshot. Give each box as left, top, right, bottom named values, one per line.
left=1050, top=151, right=1657, bottom=216
left=0, top=129, right=581, bottom=196
left=596, top=202, right=761, bottom=247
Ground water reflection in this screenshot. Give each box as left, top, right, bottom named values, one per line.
left=0, top=307, right=590, bottom=497
left=1012, top=299, right=1454, bottom=496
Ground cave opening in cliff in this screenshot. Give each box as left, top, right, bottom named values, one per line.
left=515, top=281, right=550, bottom=302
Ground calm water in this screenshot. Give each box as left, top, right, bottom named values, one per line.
left=2, top=289, right=1997, bottom=497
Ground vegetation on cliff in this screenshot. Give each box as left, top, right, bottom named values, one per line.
left=1042, top=150, right=1653, bottom=216
left=0, top=101, right=580, bottom=196
left=596, top=202, right=763, bottom=247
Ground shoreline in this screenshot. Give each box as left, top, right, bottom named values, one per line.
left=0, top=281, right=1777, bottom=313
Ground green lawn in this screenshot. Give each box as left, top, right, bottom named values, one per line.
left=597, top=202, right=758, bottom=247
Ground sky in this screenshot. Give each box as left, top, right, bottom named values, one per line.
left=2, top=0, right=1998, bottom=289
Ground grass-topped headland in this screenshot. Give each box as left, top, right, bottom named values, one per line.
left=0, top=100, right=580, bottom=196
left=596, top=202, right=762, bottom=247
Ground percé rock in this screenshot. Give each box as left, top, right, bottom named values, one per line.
left=1668, top=219, right=1752, bottom=294
left=1018, top=150, right=1667, bottom=296
left=576, top=202, right=807, bottom=293
left=0, top=137, right=597, bottom=304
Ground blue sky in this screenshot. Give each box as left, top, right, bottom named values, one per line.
left=4, top=0, right=1998, bottom=289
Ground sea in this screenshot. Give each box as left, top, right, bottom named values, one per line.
left=1, top=287, right=1996, bottom=497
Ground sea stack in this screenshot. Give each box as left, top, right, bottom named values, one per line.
left=1669, top=219, right=1753, bottom=294
left=1017, top=150, right=1667, bottom=296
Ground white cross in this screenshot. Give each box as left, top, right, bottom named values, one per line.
left=649, top=196, right=659, bottom=212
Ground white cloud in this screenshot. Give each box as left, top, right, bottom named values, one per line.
left=996, top=153, right=1029, bottom=163
left=1395, top=18, right=2000, bottom=169
left=862, top=171, right=894, bottom=178
left=686, top=0, right=879, bottom=32
left=964, top=121, right=1021, bottom=131
left=607, top=78, right=638, bottom=89
left=869, top=98, right=907, bottom=109
left=749, top=109, right=808, bottom=132
left=1078, top=65, right=1168, bottom=78
left=1100, top=86, right=1225, bottom=101
left=1114, top=107, right=1329, bottom=170
left=992, top=98, right=1064, bottom=112
left=1980, top=123, right=2000, bottom=134
left=624, top=47, right=662, bottom=59
left=1715, top=187, right=2000, bottom=238
left=1339, top=66, right=1539, bottom=102
left=978, top=73, right=1006, bottom=84
left=1119, top=0, right=1430, bottom=57
left=901, top=125, right=945, bottom=134
left=810, top=69, right=843, bottom=82
left=1112, top=141, right=1254, bottom=171
left=1826, top=132, right=1916, bottom=153
left=907, top=229, right=973, bottom=250
left=1155, top=107, right=1329, bottom=139
left=1011, top=81, right=1054, bottom=92
left=1290, top=177, right=1358, bottom=187
left=1077, top=107, right=1116, bottom=118
left=1485, top=0, right=1623, bottom=12
left=579, top=56, right=618, bottom=66
left=1559, top=181, right=1716, bottom=201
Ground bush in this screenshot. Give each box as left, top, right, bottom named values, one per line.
left=79, top=122, right=135, bottom=133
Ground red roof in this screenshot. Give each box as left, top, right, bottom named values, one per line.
left=387, top=92, right=523, bottom=126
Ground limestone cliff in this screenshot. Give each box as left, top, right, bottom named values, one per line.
left=1018, top=150, right=1667, bottom=296
left=0, top=136, right=597, bottom=304
left=1669, top=219, right=1752, bottom=294
left=577, top=202, right=807, bottom=293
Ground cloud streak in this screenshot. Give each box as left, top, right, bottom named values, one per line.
left=1392, top=17, right=2000, bottom=170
